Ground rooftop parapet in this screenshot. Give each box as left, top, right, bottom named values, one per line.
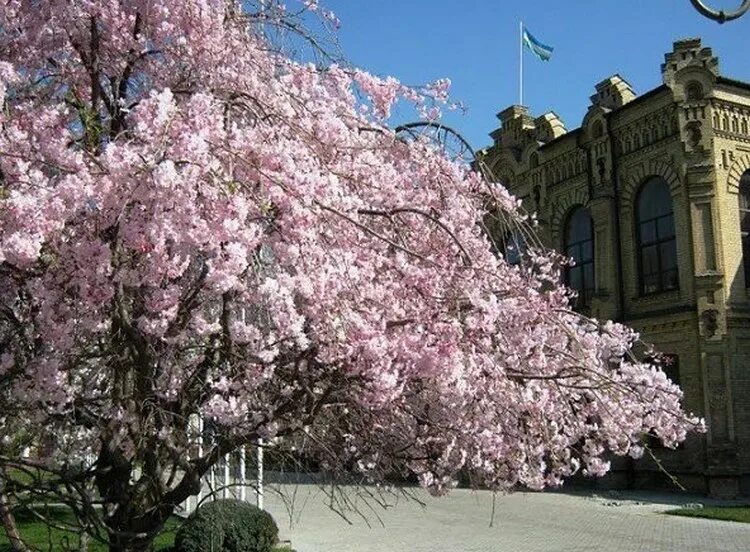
left=589, top=75, right=637, bottom=110
left=534, top=112, right=567, bottom=142
left=662, top=37, right=719, bottom=85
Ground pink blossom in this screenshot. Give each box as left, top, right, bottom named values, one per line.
left=0, top=2, right=701, bottom=536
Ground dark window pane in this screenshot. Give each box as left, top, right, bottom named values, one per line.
left=643, top=274, right=659, bottom=294
left=743, top=236, right=750, bottom=287
left=575, top=244, right=586, bottom=263
left=581, top=240, right=593, bottom=262
left=565, top=207, right=593, bottom=244
left=741, top=171, right=750, bottom=287
left=564, top=207, right=595, bottom=307
left=640, top=220, right=657, bottom=244
left=641, top=245, right=659, bottom=275
left=741, top=209, right=750, bottom=234
left=657, top=214, right=675, bottom=239
left=663, top=269, right=679, bottom=290
left=638, top=178, right=673, bottom=221
left=569, top=267, right=582, bottom=292
left=637, top=177, right=676, bottom=294
left=660, top=239, right=678, bottom=271
left=569, top=213, right=586, bottom=242
left=740, top=189, right=750, bottom=211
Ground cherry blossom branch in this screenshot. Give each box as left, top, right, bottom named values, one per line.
left=357, top=207, right=473, bottom=267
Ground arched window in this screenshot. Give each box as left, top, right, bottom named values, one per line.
left=636, top=177, right=678, bottom=294
left=529, top=152, right=539, bottom=168
left=564, top=207, right=595, bottom=307
left=738, top=170, right=750, bottom=287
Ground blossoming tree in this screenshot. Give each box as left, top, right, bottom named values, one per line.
left=0, top=1, right=699, bottom=550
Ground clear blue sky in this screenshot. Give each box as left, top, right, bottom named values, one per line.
left=324, top=1, right=750, bottom=150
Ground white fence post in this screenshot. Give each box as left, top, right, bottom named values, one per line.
left=197, top=415, right=204, bottom=507
left=223, top=453, right=231, bottom=499
left=256, top=438, right=264, bottom=510
left=183, top=414, right=202, bottom=514
left=210, top=462, right=216, bottom=501
left=239, top=445, right=247, bottom=502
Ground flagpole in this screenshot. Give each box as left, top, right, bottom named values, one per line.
left=519, top=20, right=523, bottom=106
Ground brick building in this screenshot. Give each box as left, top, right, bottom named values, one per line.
left=479, top=39, right=750, bottom=497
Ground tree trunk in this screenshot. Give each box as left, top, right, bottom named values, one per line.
left=108, top=543, right=153, bottom=552
left=109, top=544, right=153, bottom=552
left=0, top=487, right=27, bottom=552
left=95, top=442, right=195, bottom=552
left=107, top=527, right=160, bottom=552
left=78, top=529, right=90, bottom=552
left=105, top=510, right=169, bottom=552
left=106, top=522, right=160, bottom=552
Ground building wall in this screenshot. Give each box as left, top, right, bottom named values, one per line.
left=480, top=38, right=750, bottom=497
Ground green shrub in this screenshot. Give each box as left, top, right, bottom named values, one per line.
left=174, top=499, right=278, bottom=552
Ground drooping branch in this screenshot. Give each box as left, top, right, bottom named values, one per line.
left=357, top=206, right=473, bottom=267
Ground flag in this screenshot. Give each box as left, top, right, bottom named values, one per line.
left=522, top=26, right=553, bottom=61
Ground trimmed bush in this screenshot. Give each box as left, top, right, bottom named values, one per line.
left=174, top=499, right=278, bottom=552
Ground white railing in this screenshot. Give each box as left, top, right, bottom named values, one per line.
left=180, top=415, right=264, bottom=516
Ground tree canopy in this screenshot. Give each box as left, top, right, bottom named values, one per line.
left=0, top=1, right=699, bottom=550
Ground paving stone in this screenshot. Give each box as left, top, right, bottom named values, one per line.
left=262, top=486, right=750, bottom=552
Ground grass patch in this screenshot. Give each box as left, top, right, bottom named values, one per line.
left=0, top=506, right=294, bottom=551
left=665, top=506, right=750, bottom=524
left=5, top=467, right=56, bottom=487
left=0, top=506, right=178, bottom=551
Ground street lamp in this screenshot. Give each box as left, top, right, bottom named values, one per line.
left=690, top=0, right=750, bottom=22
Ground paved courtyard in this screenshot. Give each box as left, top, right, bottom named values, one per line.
left=263, top=485, right=750, bottom=552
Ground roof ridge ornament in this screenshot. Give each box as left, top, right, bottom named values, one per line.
left=690, top=0, right=750, bottom=23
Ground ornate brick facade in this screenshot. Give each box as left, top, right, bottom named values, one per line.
left=479, top=39, right=750, bottom=497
